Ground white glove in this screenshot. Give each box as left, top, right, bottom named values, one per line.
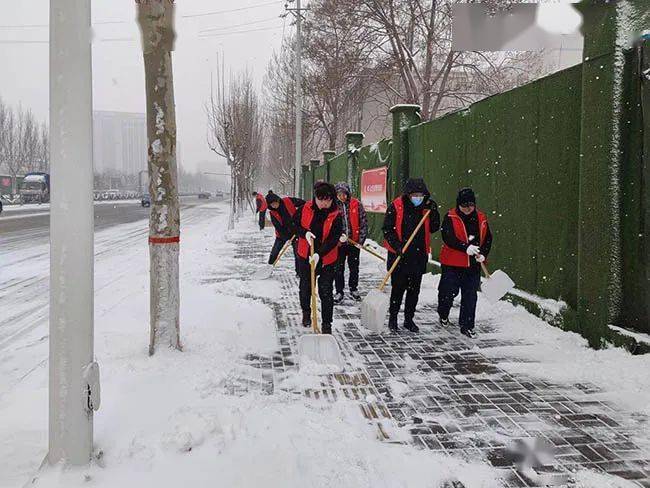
left=309, top=253, right=320, bottom=266
left=475, top=254, right=486, bottom=263
left=339, top=233, right=348, bottom=243
left=305, top=231, right=316, bottom=244
left=466, top=245, right=480, bottom=256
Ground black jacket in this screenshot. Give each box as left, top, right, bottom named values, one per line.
left=293, top=200, right=343, bottom=263
left=270, top=197, right=305, bottom=240
left=440, top=207, right=493, bottom=271
left=383, top=192, right=441, bottom=274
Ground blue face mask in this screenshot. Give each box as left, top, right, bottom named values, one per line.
left=410, top=196, right=424, bottom=207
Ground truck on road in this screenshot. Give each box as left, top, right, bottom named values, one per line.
left=19, top=172, right=50, bottom=204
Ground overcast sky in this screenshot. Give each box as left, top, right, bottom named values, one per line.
left=0, top=0, right=288, bottom=172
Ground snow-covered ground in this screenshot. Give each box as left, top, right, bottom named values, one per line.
left=1, top=203, right=496, bottom=488
left=2, top=201, right=649, bottom=488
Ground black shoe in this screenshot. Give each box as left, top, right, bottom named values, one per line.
left=404, top=318, right=420, bottom=333
left=350, top=290, right=362, bottom=301
left=439, top=316, right=449, bottom=327
left=461, top=329, right=475, bottom=339
left=302, top=311, right=311, bottom=328
left=388, top=315, right=398, bottom=332
left=321, top=323, right=332, bottom=334
left=333, top=292, right=344, bottom=303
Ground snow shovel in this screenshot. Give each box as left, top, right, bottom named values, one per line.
left=297, top=237, right=344, bottom=372
left=480, top=262, right=515, bottom=303
left=348, top=238, right=386, bottom=262
left=251, top=236, right=295, bottom=280
left=361, top=210, right=431, bottom=333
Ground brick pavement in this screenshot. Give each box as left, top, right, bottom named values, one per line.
left=213, top=229, right=650, bottom=488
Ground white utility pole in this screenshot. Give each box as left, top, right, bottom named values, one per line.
left=49, top=0, right=100, bottom=466
left=290, top=0, right=305, bottom=196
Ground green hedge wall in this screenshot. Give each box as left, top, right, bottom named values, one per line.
left=329, top=153, right=348, bottom=185
left=313, top=163, right=328, bottom=184
left=408, top=64, right=583, bottom=307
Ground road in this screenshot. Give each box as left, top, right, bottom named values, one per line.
left=0, top=200, right=225, bottom=403
left=0, top=196, right=202, bottom=252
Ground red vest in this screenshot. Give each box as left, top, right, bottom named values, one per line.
left=348, top=198, right=361, bottom=242
left=383, top=197, right=431, bottom=255
left=256, top=194, right=267, bottom=212
left=297, top=201, right=340, bottom=266
left=439, top=208, right=488, bottom=268
left=269, top=197, right=297, bottom=237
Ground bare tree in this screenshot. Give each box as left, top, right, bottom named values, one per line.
left=263, top=38, right=321, bottom=185
left=206, top=64, right=264, bottom=227
left=136, top=0, right=181, bottom=355
left=302, top=0, right=379, bottom=151
left=355, top=0, right=543, bottom=119
left=16, top=108, right=39, bottom=173
left=37, top=122, right=49, bottom=172
left=0, top=105, right=20, bottom=193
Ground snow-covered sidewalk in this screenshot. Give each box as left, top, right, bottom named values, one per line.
left=2, top=201, right=649, bottom=488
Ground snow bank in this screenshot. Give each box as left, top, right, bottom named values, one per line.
left=34, top=396, right=499, bottom=488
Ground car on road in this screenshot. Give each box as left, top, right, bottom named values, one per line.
left=141, top=194, right=151, bottom=207
left=198, top=192, right=211, bottom=199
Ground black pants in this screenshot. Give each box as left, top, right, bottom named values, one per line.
left=437, top=265, right=481, bottom=331
left=389, top=269, right=424, bottom=320
left=258, top=210, right=266, bottom=230
left=268, top=237, right=298, bottom=271
left=297, top=260, right=335, bottom=325
left=335, top=244, right=360, bottom=293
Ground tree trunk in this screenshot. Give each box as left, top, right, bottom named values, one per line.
left=137, top=0, right=181, bottom=355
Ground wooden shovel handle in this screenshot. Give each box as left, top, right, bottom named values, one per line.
left=348, top=238, right=386, bottom=262
left=480, top=261, right=491, bottom=279
left=378, top=209, right=431, bottom=292
left=309, top=236, right=320, bottom=334
left=273, top=235, right=295, bottom=267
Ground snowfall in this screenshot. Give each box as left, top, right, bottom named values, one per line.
left=1, top=201, right=649, bottom=488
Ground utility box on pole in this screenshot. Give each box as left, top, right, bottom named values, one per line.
left=49, top=0, right=99, bottom=466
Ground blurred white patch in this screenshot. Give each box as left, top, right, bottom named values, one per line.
left=536, top=2, right=583, bottom=35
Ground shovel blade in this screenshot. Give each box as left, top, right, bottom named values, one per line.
left=361, top=290, right=390, bottom=333
left=297, top=334, right=344, bottom=372
left=482, top=269, right=515, bottom=303
left=250, top=264, right=273, bottom=280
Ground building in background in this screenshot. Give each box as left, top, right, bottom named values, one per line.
left=93, top=111, right=147, bottom=176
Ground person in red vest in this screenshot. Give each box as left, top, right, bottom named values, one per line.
left=265, top=192, right=305, bottom=270
left=334, top=182, right=368, bottom=302
left=437, top=187, right=493, bottom=338
left=252, top=191, right=268, bottom=230
left=383, top=178, right=440, bottom=332
left=293, top=181, right=343, bottom=333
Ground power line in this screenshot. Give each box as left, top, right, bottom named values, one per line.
left=0, top=20, right=125, bottom=29
left=0, top=40, right=48, bottom=44
left=199, top=16, right=280, bottom=33
left=198, top=25, right=284, bottom=38
left=183, top=1, right=283, bottom=19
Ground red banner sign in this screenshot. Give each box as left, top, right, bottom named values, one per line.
left=360, top=166, right=388, bottom=213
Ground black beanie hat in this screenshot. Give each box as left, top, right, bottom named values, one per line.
left=265, top=192, right=281, bottom=206
left=313, top=180, right=336, bottom=200
left=456, top=187, right=476, bottom=206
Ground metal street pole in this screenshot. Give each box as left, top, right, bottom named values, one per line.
left=49, top=0, right=100, bottom=466
left=293, top=0, right=303, bottom=197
